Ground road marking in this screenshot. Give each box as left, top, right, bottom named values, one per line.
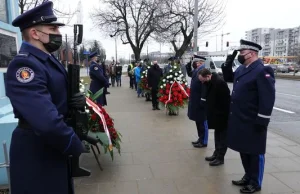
left=276, top=92, right=300, bottom=98
left=273, top=107, right=295, bottom=114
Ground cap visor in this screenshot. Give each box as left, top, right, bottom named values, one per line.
left=40, top=21, right=65, bottom=26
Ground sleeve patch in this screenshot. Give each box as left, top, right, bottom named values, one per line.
left=265, top=74, right=270, bottom=78
left=16, top=67, right=34, bottom=83
left=94, top=67, right=98, bottom=70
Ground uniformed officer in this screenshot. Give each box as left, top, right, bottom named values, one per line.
left=188, top=55, right=209, bottom=148
left=89, top=51, right=109, bottom=106
left=223, top=40, right=275, bottom=193
left=6, top=1, right=86, bottom=194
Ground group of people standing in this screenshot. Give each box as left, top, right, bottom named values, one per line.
left=187, top=39, right=275, bottom=194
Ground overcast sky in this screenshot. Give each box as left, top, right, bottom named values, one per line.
left=58, top=0, right=300, bottom=60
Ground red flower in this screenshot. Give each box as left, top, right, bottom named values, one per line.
left=165, top=90, right=170, bottom=95
left=159, top=89, right=163, bottom=94
left=91, top=113, right=97, bottom=121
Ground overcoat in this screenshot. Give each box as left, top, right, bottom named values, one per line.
left=203, top=73, right=231, bottom=130
left=89, top=61, right=109, bottom=105
left=5, top=42, right=84, bottom=194
left=226, top=59, right=275, bottom=154
left=187, top=65, right=206, bottom=122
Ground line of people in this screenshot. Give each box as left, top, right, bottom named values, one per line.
left=187, top=39, right=275, bottom=193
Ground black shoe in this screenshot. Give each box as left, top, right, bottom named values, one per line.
left=240, top=184, right=261, bottom=193
left=152, top=107, right=156, bottom=110
left=156, top=106, right=160, bottom=110
left=209, top=159, right=224, bottom=166
left=106, top=92, right=110, bottom=94
left=232, top=177, right=250, bottom=186
left=205, top=155, right=216, bottom=162
left=191, top=139, right=200, bottom=145
left=193, top=143, right=207, bottom=148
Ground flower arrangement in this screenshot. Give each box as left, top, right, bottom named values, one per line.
left=138, top=63, right=151, bottom=94
left=80, top=80, right=122, bottom=160
left=157, top=63, right=190, bottom=115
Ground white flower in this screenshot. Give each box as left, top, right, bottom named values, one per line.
left=177, top=77, right=181, bottom=81
left=179, top=71, right=182, bottom=73
left=141, top=76, right=144, bottom=78
left=173, top=65, right=176, bottom=69
left=170, top=81, right=174, bottom=84
left=163, top=79, right=166, bottom=82
left=175, top=73, right=178, bottom=76
left=143, top=71, right=146, bottom=74
left=160, top=85, right=163, bottom=88
left=169, top=75, right=173, bottom=78
left=166, top=76, right=169, bottom=79
left=179, top=81, right=182, bottom=84
left=79, top=88, right=84, bottom=93
left=85, top=109, right=90, bottom=113
left=163, top=84, right=166, bottom=87
left=148, top=66, right=150, bottom=69
left=170, top=70, right=173, bottom=73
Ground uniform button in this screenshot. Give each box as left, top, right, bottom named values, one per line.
left=237, top=81, right=239, bottom=83
left=230, top=112, right=232, bottom=114
left=231, top=101, right=233, bottom=104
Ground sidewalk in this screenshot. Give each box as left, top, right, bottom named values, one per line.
left=75, top=76, right=300, bottom=194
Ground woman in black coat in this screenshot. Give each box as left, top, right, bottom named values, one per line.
left=198, top=68, right=231, bottom=166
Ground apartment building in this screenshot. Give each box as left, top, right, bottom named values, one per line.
left=245, top=26, right=300, bottom=57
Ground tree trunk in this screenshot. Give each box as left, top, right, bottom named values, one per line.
left=133, top=48, right=141, bottom=62
left=175, top=35, right=193, bottom=58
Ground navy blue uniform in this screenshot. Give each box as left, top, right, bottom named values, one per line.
left=89, top=61, right=109, bottom=105
left=187, top=65, right=208, bottom=145
left=227, top=59, right=275, bottom=188
left=5, top=42, right=84, bottom=194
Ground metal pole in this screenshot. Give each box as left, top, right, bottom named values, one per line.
left=216, top=35, right=217, bottom=51
left=221, top=33, right=223, bottom=51
left=160, top=43, right=162, bottom=63
left=115, top=37, right=117, bottom=62
left=193, top=0, right=199, bottom=53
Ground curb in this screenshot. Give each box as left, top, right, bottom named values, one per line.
left=275, top=74, right=300, bottom=80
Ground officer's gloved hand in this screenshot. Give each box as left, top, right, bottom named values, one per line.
left=69, top=92, right=86, bottom=109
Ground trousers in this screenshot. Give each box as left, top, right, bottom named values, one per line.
left=195, top=120, right=209, bottom=145
left=212, top=129, right=227, bottom=159
left=151, top=88, right=158, bottom=107
left=240, top=153, right=265, bottom=187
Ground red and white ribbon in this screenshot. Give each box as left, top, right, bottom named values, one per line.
left=165, top=81, right=189, bottom=108
left=86, top=97, right=113, bottom=151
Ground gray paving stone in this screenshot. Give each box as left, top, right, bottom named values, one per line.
left=266, top=147, right=297, bottom=157
left=280, top=145, right=300, bottom=156
left=267, top=158, right=300, bottom=172
left=97, top=181, right=139, bottom=194
left=272, top=172, right=300, bottom=191
left=137, top=179, right=179, bottom=194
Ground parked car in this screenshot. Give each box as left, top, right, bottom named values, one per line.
left=283, top=64, right=299, bottom=73
left=276, top=64, right=288, bottom=73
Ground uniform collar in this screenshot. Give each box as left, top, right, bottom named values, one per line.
left=19, top=41, right=51, bottom=61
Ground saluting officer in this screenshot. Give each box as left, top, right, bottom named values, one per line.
left=188, top=55, right=209, bottom=148
left=89, top=51, right=109, bottom=106
left=223, top=40, right=275, bottom=193
left=5, top=2, right=86, bottom=194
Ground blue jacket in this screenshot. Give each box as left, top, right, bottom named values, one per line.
left=187, top=65, right=206, bottom=121
left=5, top=42, right=84, bottom=194
left=134, top=66, right=141, bottom=82
left=227, top=59, right=275, bottom=154
left=89, top=61, right=108, bottom=105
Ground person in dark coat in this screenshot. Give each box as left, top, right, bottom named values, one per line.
left=89, top=52, right=109, bottom=106
left=147, top=61, right=163, bottom=110
left=100, top=61, right=110, bottom=94
left=6, top=2, right=85, bottom=194
left=198, top=68, right=231, bottom=166
left=116, top=61, right=123, bottom=87
left=127, top=62, right=135, bottom=89
left=188, top=55, right=208, bottom=148
left=222, top=39, right=275, bottom=193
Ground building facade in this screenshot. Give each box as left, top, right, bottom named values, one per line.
left=245, top=26, right=300, bottom=57
left=0, top=0, right=21, bottom=68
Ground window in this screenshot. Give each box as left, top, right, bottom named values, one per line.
left=0, top=0, right=8, bottom=23
left=0, top=33, right=17, bottom=67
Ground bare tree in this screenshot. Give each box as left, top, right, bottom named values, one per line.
left=91, top=0, right=167, bottom=61
left=156, top=0, right=226, bottom=57
left=18, top=0, right=75, bottom=24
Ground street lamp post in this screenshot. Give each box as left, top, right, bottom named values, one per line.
left=193, top=0, right=199, bottom=53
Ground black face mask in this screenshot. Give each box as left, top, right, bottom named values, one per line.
left=238, top=52, right=250, bottom=64
left=37, top=30, right=62, bottom=53
left=96, top=59, right=100, bottom=63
